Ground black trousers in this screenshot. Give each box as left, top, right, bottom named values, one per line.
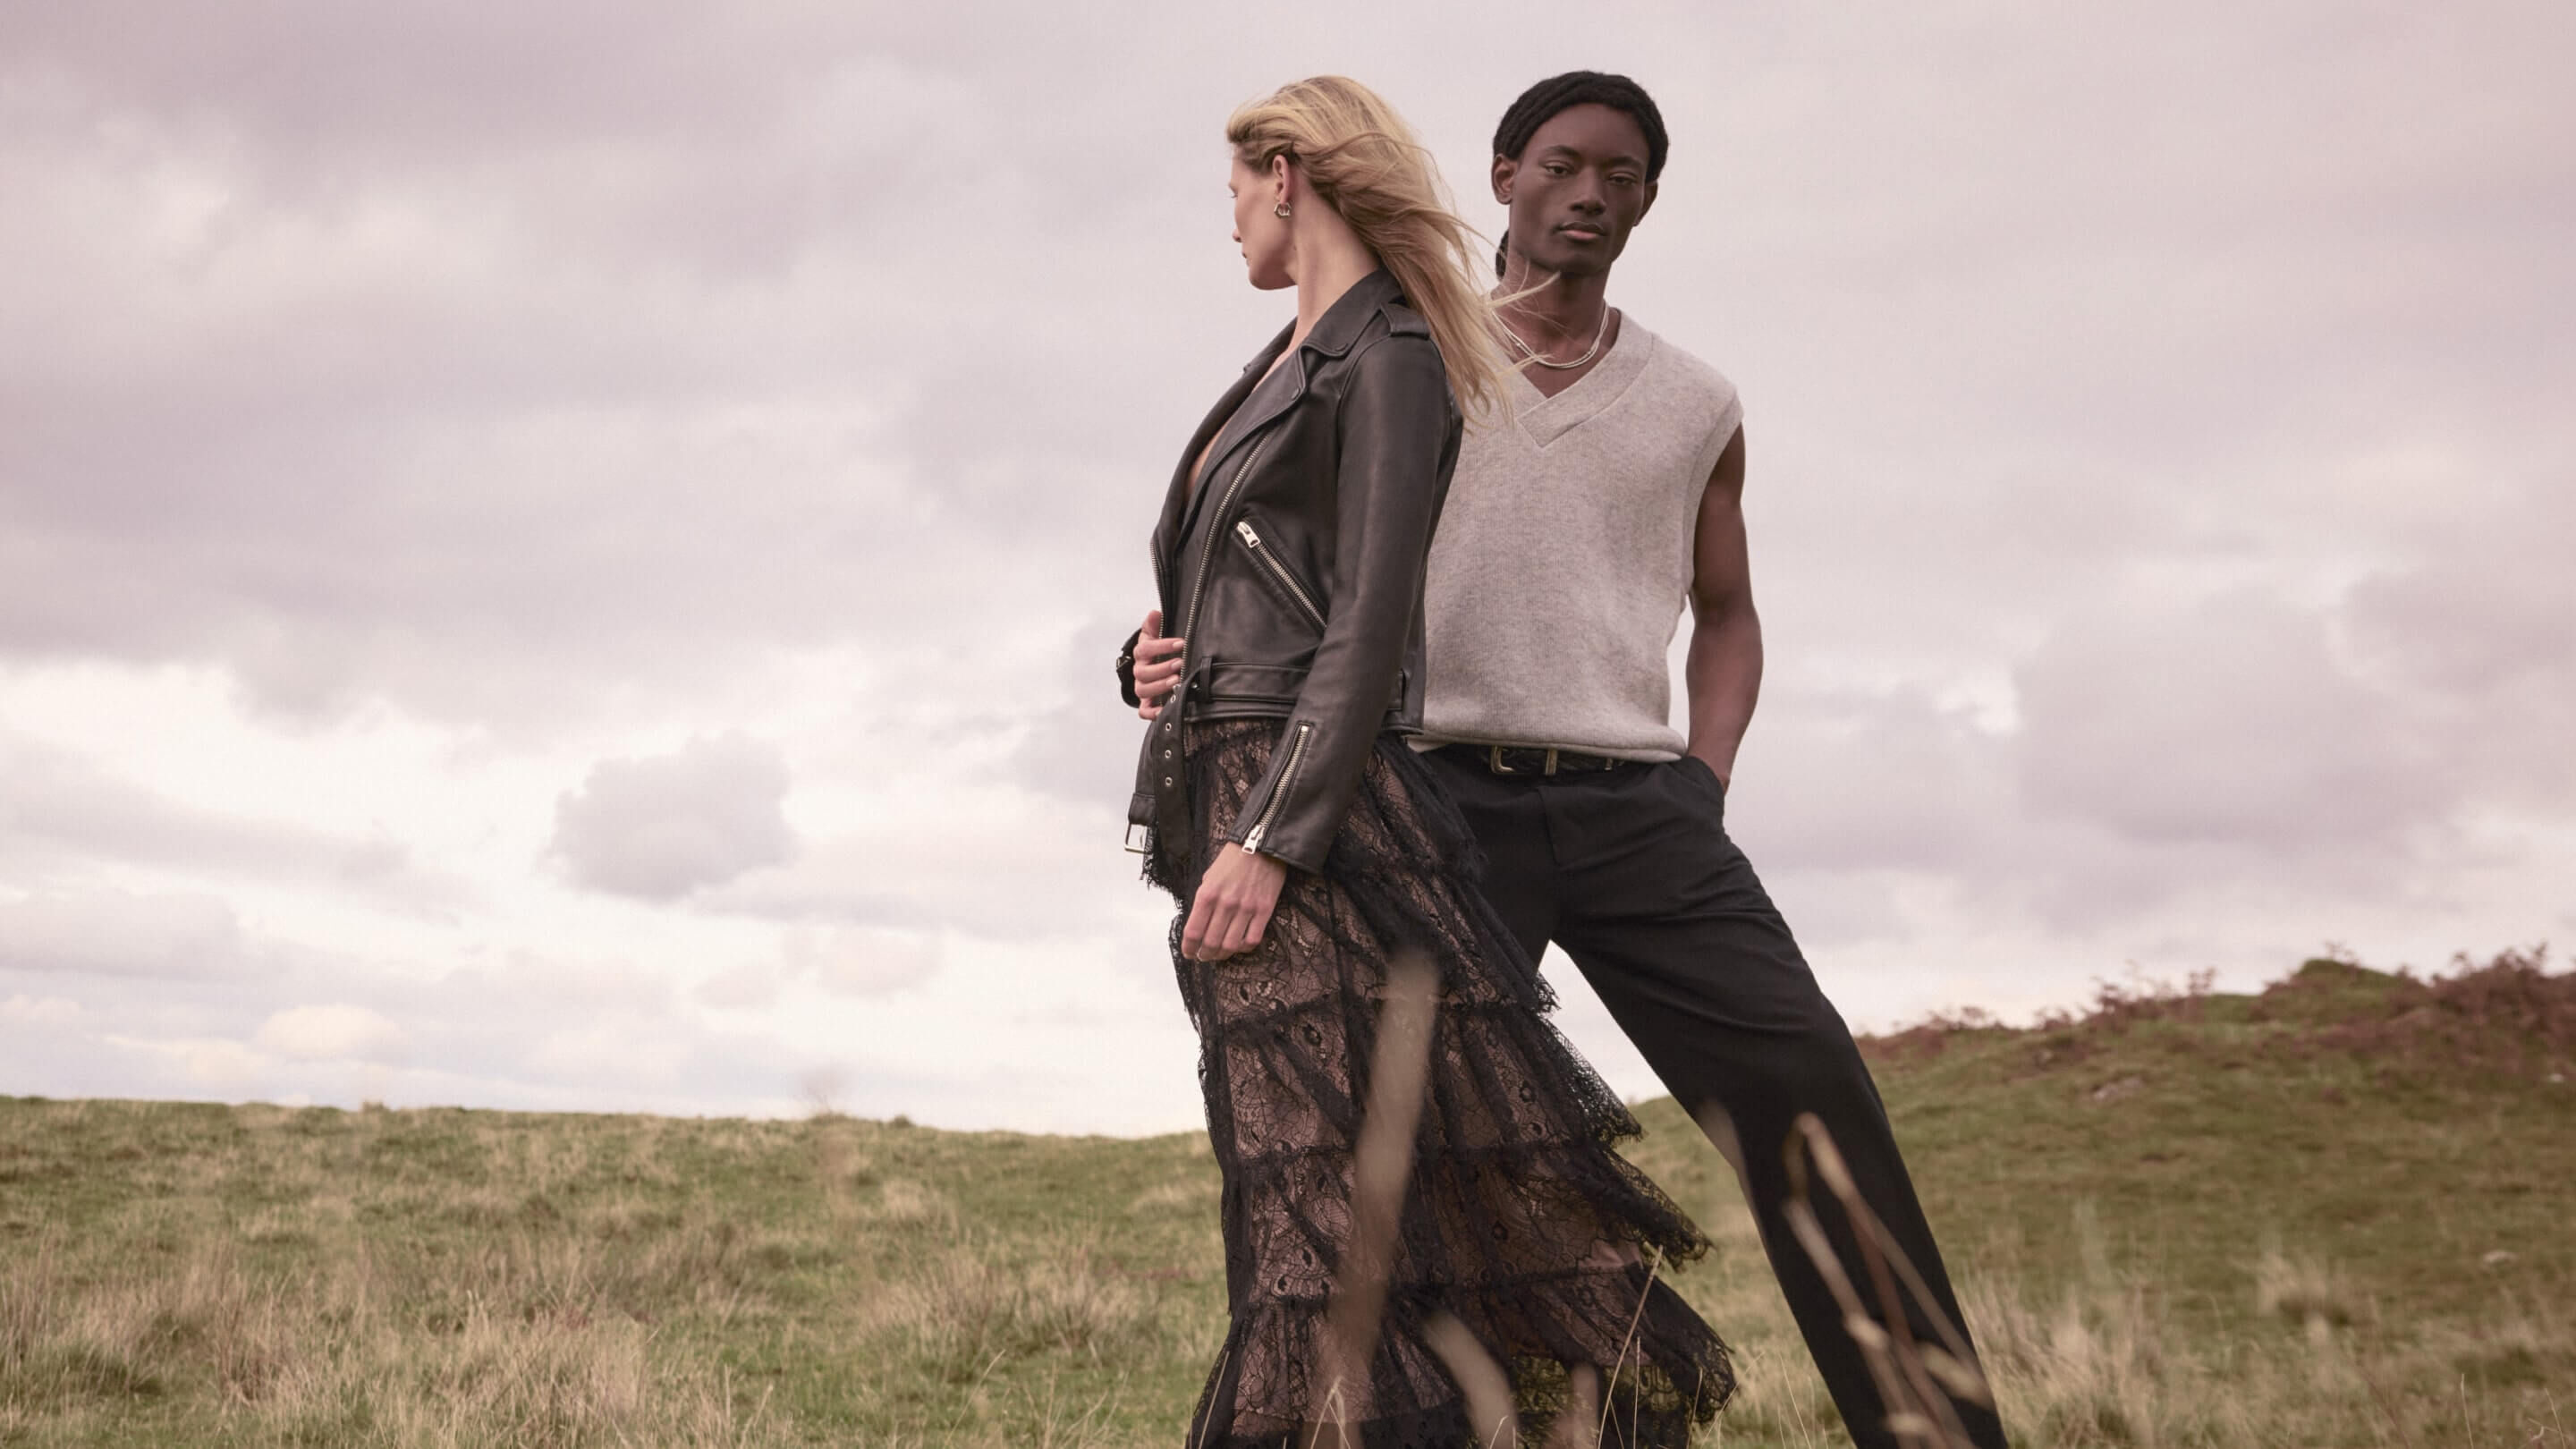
left=1424, top=748, right=2010, bottom=1449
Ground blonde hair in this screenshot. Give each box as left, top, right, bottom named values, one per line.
left=1227, top=77, right=1513, bottom=420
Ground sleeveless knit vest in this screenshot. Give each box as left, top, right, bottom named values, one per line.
left=1419, top=318, right=1743, bottom=760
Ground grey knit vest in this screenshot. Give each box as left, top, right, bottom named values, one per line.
left=1419, top=318, right=1743, bottom=760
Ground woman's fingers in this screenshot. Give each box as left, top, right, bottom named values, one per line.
left=1187, top=893, right=1246, bottom=961
left=1134, top=638, right=1185, bottom=714
left=1181, top=892, right=1212, bottom=959
left=1208, top=894, right=1248, bottom=960
left=1225, top=903, right=1263, bottom=956
left=1182, top=849, right=1286, bottom=961
left=1134, top=635, right=1183, bottom=731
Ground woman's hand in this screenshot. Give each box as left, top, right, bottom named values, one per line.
left=1182, top=844, right=1289, bottom=961
left=1134, top=608, right=1186, bottom=720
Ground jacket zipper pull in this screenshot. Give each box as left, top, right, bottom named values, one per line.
left=1241, top=722, right=1313, bottom=855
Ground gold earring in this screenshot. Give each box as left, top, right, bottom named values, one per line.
left=1274, top=202, right=1292, bottom=219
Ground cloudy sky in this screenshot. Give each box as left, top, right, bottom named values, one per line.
left=3, top=3, right=2569, bottom=1131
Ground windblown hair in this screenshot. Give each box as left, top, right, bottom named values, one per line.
left=1489, top=71, right=1670, bottom=276
left=1228, top=77, right=1513, bottom=419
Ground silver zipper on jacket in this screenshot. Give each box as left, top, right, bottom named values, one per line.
left=1181, top=434, right=1276, bottom=640
left=1234, top=520, right=1326, bottom=628
left=1240, top=721, right=1313, bottom=855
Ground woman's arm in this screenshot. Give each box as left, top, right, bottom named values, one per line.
left=1183, top=333, right=1451, bottom=961
left=1227, top=332, right=1452, bottom=870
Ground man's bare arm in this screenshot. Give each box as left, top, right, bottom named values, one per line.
left=1683, top=425, right=1758, bottom=785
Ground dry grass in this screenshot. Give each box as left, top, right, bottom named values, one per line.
left=862, top=1238, right=1162, bottom=1381
left=1643, top=1190, right=2576, bottom=1447
left=0, top=1101, right=1211, bottom=1446
left=0, top=1233, right=782, bottom=1447
left=4, top=950, right=2572, bottom=1445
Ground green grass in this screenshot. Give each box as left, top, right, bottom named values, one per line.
left=3, top=952, right=2571, bottom=1445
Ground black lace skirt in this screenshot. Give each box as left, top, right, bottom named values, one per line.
left=1148, top=718, right=1733, bottom=1448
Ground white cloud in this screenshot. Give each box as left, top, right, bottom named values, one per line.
left=181, top=1038, right=268, bottom=1089
left=0, top=994, right=80, bottom=1027
left=527, top=1019, right=686, bottom=1087
left=95, top=1033, right=273, bottom=1091
left=252, top=1004, right=409, bottom=1063
left=548, top=734, right=797, bottom=900
left=782, top=924, right=940, bottom=998
left=693, top=957, right=782, bottom=1010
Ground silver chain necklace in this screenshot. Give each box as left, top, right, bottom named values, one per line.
left=1501, top=302, right=1612, bottom=370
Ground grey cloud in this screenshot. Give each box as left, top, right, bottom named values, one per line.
left=0, top=733, right=453, bottom=906
left=0, top=887, right=258, bottom=979
left=687, top=928, right=943, bottom=1005
left=2351, top=559, right=2576, bottom=699
left=0, top=20, right=1107, bottom=729
left=695, top=807, right=1148, bottom=945
left=2338, top=474, right=2576, bottom=807
left=0, top=936, right=840, bottom=1115
left=2015, top=591, right=2447, bottom=851
left=1732, top=686, right=2014, bottom=875
left=3, top=1, right=2570, bottom=1123
left=1741, top=868, right=1915, bottom=952
left=548, top=734, right=796, bottom=900
left=1009, top=614, right=1162, bottom=812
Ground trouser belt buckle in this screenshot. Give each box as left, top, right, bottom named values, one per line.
left=1487, top=745, right=1561, bottom=775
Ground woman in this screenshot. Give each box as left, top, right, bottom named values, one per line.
left=1117, top=77, right=1732, bottom=1447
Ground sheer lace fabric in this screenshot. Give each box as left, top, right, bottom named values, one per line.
left=1148, top=719, right=1733, bottom=1447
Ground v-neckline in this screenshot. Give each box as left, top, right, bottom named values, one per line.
left=1509, top=316, right=1652, bottom=448
left=1190, top=349, right=1294, bottom=497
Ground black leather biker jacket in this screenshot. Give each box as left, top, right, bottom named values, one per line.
left=1122, top=269, right=1462, bottom=876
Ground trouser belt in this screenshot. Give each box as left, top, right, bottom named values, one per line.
left=1435, top=743, right=1633, bottom=775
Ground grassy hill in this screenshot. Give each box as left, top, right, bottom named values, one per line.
left=3, top=951, right=2571, bottom=1446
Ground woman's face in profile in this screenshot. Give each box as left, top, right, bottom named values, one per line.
left=1229, top=155, right=1293, bottom=292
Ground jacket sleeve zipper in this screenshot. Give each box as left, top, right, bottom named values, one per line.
left=1239, top=721, right=1313, bottom=855
left=1233, top=520, right=1326, bottom=628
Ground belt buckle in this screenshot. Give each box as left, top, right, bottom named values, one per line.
left=1123, top=821, right=1152, bottom=854
left=1487, top=744, right=1515, bottom=775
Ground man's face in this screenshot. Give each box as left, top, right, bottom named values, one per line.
left=1492, top=103, right=1657, bottom=278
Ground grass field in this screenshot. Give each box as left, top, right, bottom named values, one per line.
left=4, top=952, right=2572, bottom=1446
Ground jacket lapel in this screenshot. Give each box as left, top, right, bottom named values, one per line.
left=1173, top=345, right=1308, bottom=542
left=1150, top=322, right=1292, bottom=584
left=1149, top=270, right=1405, bottom=597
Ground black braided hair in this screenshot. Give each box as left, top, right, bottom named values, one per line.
left=1490, top=71, right=1668, bottom=275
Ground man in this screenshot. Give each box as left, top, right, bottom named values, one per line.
left=1413, top=72, right=2010, bottom=1447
